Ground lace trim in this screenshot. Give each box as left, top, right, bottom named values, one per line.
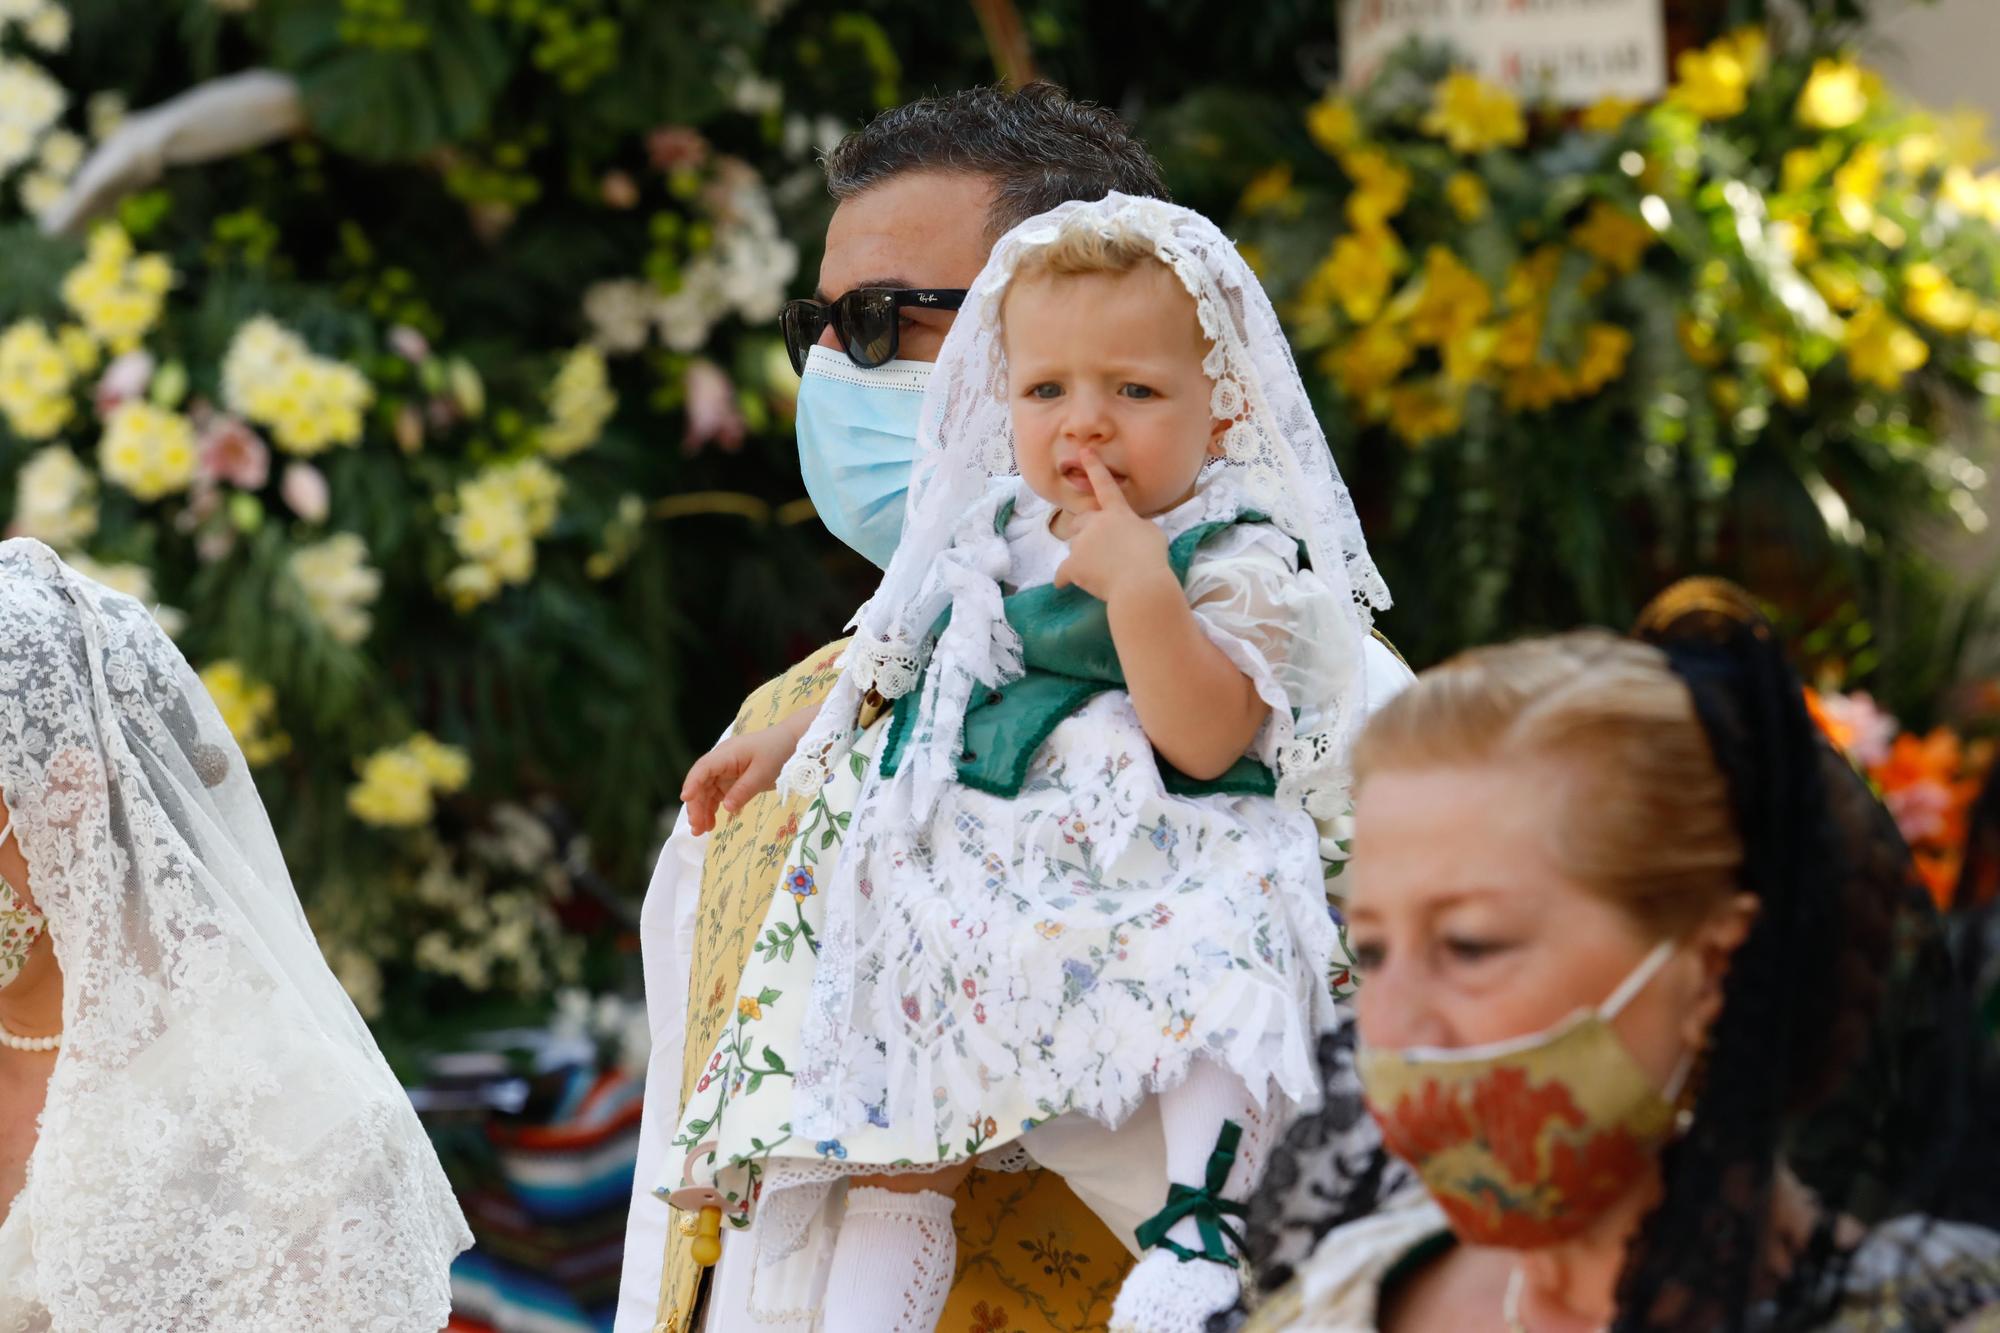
left=754, top=1141, right=1031, bottom=1267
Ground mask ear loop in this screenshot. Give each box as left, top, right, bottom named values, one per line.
left=1601, top=937, right=1706, bottom=1124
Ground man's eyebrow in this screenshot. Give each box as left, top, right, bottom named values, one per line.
left=813, top=277, right=917, bottom=302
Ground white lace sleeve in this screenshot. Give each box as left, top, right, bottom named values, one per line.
left=779, top=480, right=1019, bottom=799
left=1184, top=525, right=1363, bottom=818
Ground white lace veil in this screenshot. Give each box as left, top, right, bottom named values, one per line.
left=0, top=539, right=469, bottom=1331
left=781, top=193, right=1391, bottom=813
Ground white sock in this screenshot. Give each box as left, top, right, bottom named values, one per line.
left=819, top=1186, right=957, bottom=1333
left=1156, top=1059, right=1271, bottom=1257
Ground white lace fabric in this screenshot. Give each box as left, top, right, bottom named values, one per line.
left=0, top=539, right=470, bottom=1332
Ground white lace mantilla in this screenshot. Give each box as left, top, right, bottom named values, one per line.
left=0, top=539, right=469, bottom=1332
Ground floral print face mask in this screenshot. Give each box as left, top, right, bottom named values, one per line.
left=0, top=818, right=46, bottom=990
left=1357, top=940, right=1691, bottom=1248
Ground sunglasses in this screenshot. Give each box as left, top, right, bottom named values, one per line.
left=780, top=287, right=969, bottom=375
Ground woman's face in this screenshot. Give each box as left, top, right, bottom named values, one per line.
left=1346, top=760, right=1749, bottom=1093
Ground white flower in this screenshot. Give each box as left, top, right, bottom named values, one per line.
left=64, top=553, right=152, bottom=604
left=85, top=90, right=124, bottom=141
left=730, top=74, right=781, bottom=115
left=220, top=315, right=306, bottom=412
left=287, top=532, right=382, bottom=646
left=10, top=444, right=96, bottom=547
left=37, top=126, right=81, bottom=177
left=581, top=279, right=655, bottom=354
left=24, top=4, right=68, bottom=52
left=93, top=347, right=154, bottom=415
left=0, top=120, right=33, bottom=176
left=0, top=56, right=66, bottom=138
left=17, top=167, right=62, bottom=216
left=653, top=258, right=727, bottom=352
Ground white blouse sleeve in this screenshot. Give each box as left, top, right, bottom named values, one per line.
left=1183, top=523, right=1364, bottom=788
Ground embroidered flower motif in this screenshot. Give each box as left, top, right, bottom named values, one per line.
left=961, top=977, right=976, bottom=998
left=901, top=994, right=921, bottom=1022
left=785, top=865, right=815, bottom=901
left=737, top=996, right=762, bottom=1021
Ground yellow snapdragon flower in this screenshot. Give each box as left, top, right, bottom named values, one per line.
left=1670, top=28, right=1765, bottom=121
left=1320, top=227, right=1406, bottom=324
left=1444, top=172, right=1489, bottom=222
left=1796, top=57, right=1869, bottom=131
left=1580, top=96, right=1643, bottom=135
left=1386, top=380, right=1462, bottom=446
left=1404, top=247, right=1492, bottom=348
left=1572, top=201, right=1655, bottom=274
left=1324, top=321, right=1414, bottom=402
left=1339, top=147, right=1411, bottom=230
left=1843, top=302, right=1929, bottom=390
left=1904, top=263, right=1976, bottom=334
left=1306, top=95, right=1360, bottom=155
left=1421, top=72, right=1525, bottom=154
left=348, top=732, right=471, bottom=829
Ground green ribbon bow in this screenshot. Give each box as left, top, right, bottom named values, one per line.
left=1132, top=1118, right=1249, bottom=1267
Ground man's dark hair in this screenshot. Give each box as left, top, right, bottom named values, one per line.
left=823, top=82, right=1169, bottom=238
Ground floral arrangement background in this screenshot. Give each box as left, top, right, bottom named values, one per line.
left=0, top=0, right=1996, bottom=1050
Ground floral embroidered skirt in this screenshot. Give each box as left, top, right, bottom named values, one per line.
left=661, top=709, right=1340, bottom=1236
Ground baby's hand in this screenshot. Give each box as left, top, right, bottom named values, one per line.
left=1053, top=449, right=1175, bottom=607
left=680, top=727, right=794, bottom=836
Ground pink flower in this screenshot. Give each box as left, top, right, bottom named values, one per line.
left=281, top=462, right=329, bottom=524
left=600, top=170, right=640, bottom=209
left=683, top=359, right=746, bottom=454
left=388, top=326, right=431, bottom=365
left=1816, top=690, right=1898, bottom=767
left=95, top=350, right=155, bottom=417
left=197, top=414, right=270, bottom=490
left=1886, top=779, right=1955, bottom=843
left=647, top=126, right=709, bottom=171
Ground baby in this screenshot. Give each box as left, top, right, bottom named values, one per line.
left=672, top=195, right=1388, bottom=1333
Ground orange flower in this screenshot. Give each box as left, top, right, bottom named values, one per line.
left=1469, top=1067, right=1585, bottom=1185
left=1545, top=1126, right=1650, bottom=1224
left=1803, top=687, right=1853, bottom=755
left=1913, top=847, right=1962, bottom=911
left=1873, top=729, right=1980, bottom=852
left=1375, top=1079, right=1474, bottom=1163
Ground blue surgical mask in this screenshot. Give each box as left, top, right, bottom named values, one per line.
left=794, top=345, right=931, bottom=569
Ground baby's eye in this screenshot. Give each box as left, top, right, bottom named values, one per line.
left=1028, top=382, right=1063, bottom=400
left=1349, top=940, right=1385, bottom=973
left=1444, top=937, right=1509, bottom=964
left=1119, top=383, right=1156, bottom=400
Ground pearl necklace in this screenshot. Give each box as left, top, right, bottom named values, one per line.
left=0, top=1018, right=60, bottom=1052
left=1503, top=1268, right=1607, bottom=1333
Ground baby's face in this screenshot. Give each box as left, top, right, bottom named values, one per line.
left=1004, top=262, right=1225, bottom=520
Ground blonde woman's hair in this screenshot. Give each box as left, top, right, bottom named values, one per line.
left=1353, top=629, right=1743, bottom=939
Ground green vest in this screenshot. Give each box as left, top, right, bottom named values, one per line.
left=877, top=503, right=1296, bottom=800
